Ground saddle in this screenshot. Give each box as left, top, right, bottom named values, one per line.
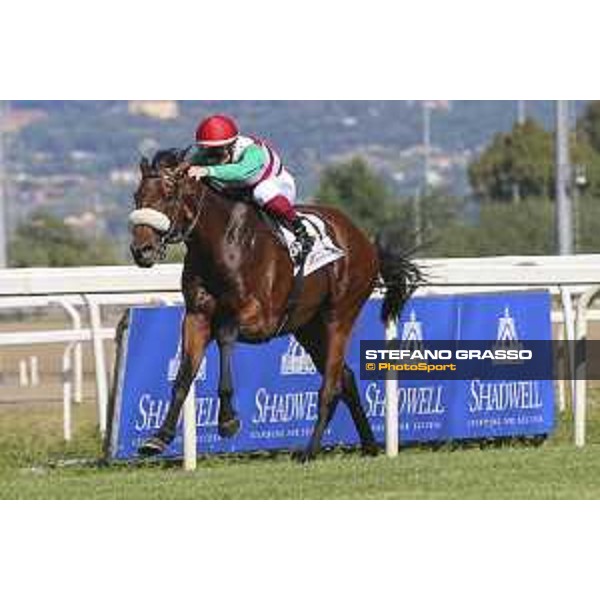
left=257, top=208, right=293, bottom=251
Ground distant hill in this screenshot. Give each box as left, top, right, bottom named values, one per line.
left=2, top=100, right=585, bottom=247
left=9, top=100, right=569, bottom=187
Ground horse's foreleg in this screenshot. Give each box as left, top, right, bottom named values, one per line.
left=138, top=312, right=211, bottom=457
left=216, top=321, right=241, bottom=439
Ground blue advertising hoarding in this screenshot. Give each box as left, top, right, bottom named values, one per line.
left=107, top=291, right=554, bottom=461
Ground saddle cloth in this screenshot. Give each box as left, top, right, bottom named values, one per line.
left=280, top=212, right=345, bottom=276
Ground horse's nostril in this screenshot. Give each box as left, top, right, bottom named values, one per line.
left=130, top=243, right=155, bottom=263
left=131, top=243, right=150, bottom=254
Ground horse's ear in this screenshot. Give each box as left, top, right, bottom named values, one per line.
left=178, top=145, right=194, bottom=163
left=140, top=156, right=151, bottom=177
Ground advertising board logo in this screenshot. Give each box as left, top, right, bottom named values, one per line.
left=280, top=338, right=317, bottom=376
left=401, top=310, right=424, bottom=342
left=167, top=343, right=207, bottom=382
left=401, top=310, right=425, bottom=356
left=492, top=306, right=524, bottom=363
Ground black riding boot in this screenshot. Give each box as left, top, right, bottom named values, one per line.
left=291, top=218, right=314, bottom=262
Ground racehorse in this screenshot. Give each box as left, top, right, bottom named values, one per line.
left=129, top=149, right=422, bottom=462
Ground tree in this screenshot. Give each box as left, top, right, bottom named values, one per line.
left=422, top=199, right=555, bottom=258
left=469, top=115, right=600, bottom=203
left=315, top=157, right=398, bottom=234
left=472, top=200, right=554, bottom=255
left=379, top=193, right=469, bottom=256
left=468, top=119, right=554, bottom=202
left=574, top=195, right=600, bottom=253
left=577, top=101, right=600, bottom=154
left=314, top=158, right=471, bottom=254
left=8, top=211, right=120, bottom=267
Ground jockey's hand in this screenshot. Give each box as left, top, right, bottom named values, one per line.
left=188, top=166, right=210, bottom=181
left=175, top=160, right=191, bottom=177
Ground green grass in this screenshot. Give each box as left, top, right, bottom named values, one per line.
left=1, top=398, right=600, bottom=499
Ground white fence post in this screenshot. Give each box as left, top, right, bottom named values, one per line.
left=183, top=384, right=197, bottom=471
left=385, top=318, right=399, bottom=458
left=29, top=356, right=39, bottom=387
left=556, top=325, right=567, bottom=413
left=559, top=286, right=575, bottom=412
left=18, top=360, right=29, bottom=387
left=84, top=295, right=109, bottom=436
left=574, top=286, right=600, bottom=448
left=55, top=299, right=83, bottom=404
left=62, top=343, right=74, bottom=442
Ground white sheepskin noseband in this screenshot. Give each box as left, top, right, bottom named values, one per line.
left=129, top=208, right=172, bottom=234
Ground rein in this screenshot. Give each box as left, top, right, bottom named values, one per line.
left=164, top=186, right=205, bottom=245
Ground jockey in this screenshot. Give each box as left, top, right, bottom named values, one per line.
left=187, top=114, right=313, bottom=260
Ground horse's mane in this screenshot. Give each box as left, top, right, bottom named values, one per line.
left=151, top=148, right=185, bottom=172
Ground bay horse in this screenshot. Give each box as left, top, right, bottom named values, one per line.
left=129, top=150, right=421, bottom=462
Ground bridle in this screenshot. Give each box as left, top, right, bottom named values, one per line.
left=130, top=170, right=207, bottom=261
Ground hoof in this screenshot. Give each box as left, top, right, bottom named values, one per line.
left=138, top=436, right=169, bottom=458
left=218, top=418, right=241, bottom=439
left=291, top=449, right=317, bottom=464
left=361, top=443, right=381, bottom=458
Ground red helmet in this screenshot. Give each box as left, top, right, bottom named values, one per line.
left=195, top=114, right=239, bottom=147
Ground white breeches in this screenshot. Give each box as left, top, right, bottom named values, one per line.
left=253, top=168, right=297, bottom=206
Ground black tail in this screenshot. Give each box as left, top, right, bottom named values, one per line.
left=376, top=230, right=425, bottom=324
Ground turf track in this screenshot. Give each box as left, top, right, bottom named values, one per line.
left=1, top=397, right=599, bottom=499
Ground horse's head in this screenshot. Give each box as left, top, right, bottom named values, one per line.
left=129, top=149, right=195, bottom=268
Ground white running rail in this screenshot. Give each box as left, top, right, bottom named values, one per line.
left=2, top=254, right=600, bottom=461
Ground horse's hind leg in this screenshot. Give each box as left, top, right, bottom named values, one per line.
left=139, top=312, right=211, bottom=457
left=292, top=320, right=352, bottom=462
left=295, top=319, right=378, bottom=459
left=216, top=320, right=241, bottom=439
left=294, top=317, right=340, bottom=426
